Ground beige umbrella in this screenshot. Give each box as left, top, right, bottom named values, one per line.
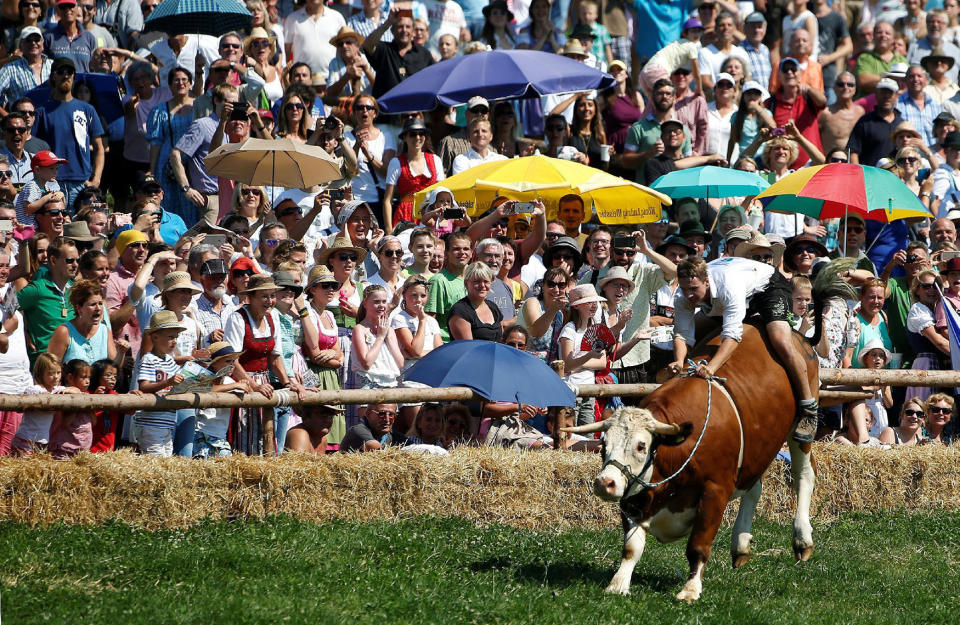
left=203, top=137, right=343, bottom=189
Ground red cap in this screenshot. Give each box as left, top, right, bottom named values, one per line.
left=31, top=150, right=68, bottom=169
left=257, top=109, right=274, bottom=121
left=56, top=0, right=77, bottom=6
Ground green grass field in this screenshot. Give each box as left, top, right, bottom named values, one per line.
left=1, top=511, right=957, bottom=625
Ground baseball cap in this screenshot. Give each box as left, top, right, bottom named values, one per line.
left=715, top=72, right=736, bottom=87
left=135, top=171, right=162, bottom=194
left=31, top=150, right=67, bottom=168
left=609, top=59, right=627, bottom=72
left=467, top=96, right=489, bottom=111
left=876, top=77, right=899, bottom=92
left=200, top=258, right=229, bottom=275
left=20, top=26, right=42, bottom=39
left=744, top=11, right=766, bottom=23
left=742, top=80, right=770, bottom=101
left=779, top=57, right=799, bottom=71
left=659, top=118, right=685, bottom=132
left=51, top=57, right=75, bottom=74
left=682, top=17, right=704, bottom=30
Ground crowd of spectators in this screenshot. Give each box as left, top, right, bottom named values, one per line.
left=0, top=0, right=956, bottom=459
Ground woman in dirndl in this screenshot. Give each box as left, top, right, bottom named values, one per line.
left=381, top=117, right=444, bottom=233
left=223, top=274, right=304, bottom=455
left=302, top=264, right=346, bottom=448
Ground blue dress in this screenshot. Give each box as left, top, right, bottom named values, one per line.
left=147, top=101, right=197, bottom=226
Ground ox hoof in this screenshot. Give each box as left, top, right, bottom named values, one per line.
left=731, top=552, right=751, bottom=569
left=675, top=586, right=701, bottom=603
left=605, top=578, right=632, bottom=596
left=793, top=545, right=814, bottom=562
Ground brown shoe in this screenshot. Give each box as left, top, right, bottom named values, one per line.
left=792, top=401, right=819, bottom=443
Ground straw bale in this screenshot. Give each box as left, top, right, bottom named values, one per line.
left=0, top=445, right=958, bottom=531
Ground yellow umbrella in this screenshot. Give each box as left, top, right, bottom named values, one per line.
left=203, top=137, right=343, bottom=189
left=413, top=154, right=670, bottom=225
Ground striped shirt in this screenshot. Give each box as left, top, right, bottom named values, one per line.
left=895, top=92, right=941, bottom=147
left=0, top=56, right=51, bottom=108
left=133, top=352, right=180, bottom=428
left=347, top=12, right=394, bottom=42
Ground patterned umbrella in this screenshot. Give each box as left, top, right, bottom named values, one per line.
left=145, top=0, right=252, bottom=37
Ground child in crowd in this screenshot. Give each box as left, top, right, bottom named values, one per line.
left=844, top=339, right=892, bottom=445
left=48, top=359, right=94, bottom=460
left=132, top=311, right=186, bottom=457
left=559, top=284, right=608, bottom=426
left=89, top=359, right=122, bottom=453
left=790, top=276, right=815, bottom=338
left=574, top=0, right=613, bottom=66
left=403, top=228, right=436, bottom=280
left=638, top=22, right=703, bottom=102
left=393, top=275, right=443, bottom=429
left=14, top=150, right=66, bottom=227
left=193, top=342, right=249, bottom=459
left=11, top=354, right=78, bottom=456
left=351, top=284, right=404, bottom=390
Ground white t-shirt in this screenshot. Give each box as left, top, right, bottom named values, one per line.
left=16, top=384, right=63, bottom=443
left=697, top=44, right=749, bottom=83
left=283, top=7, right=346, bottom=78
left=194, top=375, right=238, bottom=439
left=391, top=309, right=442, bottom=371
left=451, top=148, right=508, bottom=175
left=422, top=0, right=466, bottom=55
left=558, top=322, right=595, bottom=385
left=0, top=311, right=31, bottom=395
left=345, top=128, right=397, bottom=203
left=706, top=101, right=736, bottom=160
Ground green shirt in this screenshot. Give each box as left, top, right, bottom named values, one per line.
left=885, top=276, right=914, bottom=366
left=624, top=117, right=692, bottom=182
left=854, top=52, right=908, bottom=81
left=17, top=265, right=74, bottom=361
left=426, top=268, right=466, bottom=342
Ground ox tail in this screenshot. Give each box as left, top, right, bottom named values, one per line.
left=808, top=257, right=859, bottom=347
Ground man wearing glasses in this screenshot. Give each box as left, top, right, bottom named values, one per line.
left=1, top=113, right=35, bottom=188
left=340, top=403, right=404, bottom=451
left=33, top=57, right=105, bottom=210
left=10, top=99, right=50, bottom=154
left=106, top=229, right=151, bottom=370
left=17, top=238, right=79, bottom=363
left=0, top=26, right=51, bottom=115
left=818, top=71, right=865, bottom=153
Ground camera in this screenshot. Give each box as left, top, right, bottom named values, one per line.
left=443, top=207, right=466, bottom=220
left=771, top=127, right=787, bottom=137
left=906, top=253, right=921, bottom=263
left=324, top=116, right=340, bottom=130
left=229, top=106, right=250, bottom=122
left=330, top=188, right=346, bottom=201
left=613, top=234, right=635, bottom=249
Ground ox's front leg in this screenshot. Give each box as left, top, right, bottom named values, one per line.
left=730, top=479, right=762, bottom=568
left=606, top=513, right=647, bottom=595
left=677, top=485, right=730, bottom=603
left=788, top=438, right=815, bottom=561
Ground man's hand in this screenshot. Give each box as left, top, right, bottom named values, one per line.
left=694, top=361, right=715, bottom=379
left=185, top=188, right=206, bottom=207
left=632, top=229, right=649, bottom=253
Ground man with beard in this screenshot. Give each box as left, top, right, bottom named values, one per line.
left=578, top=226, right=613, bottom=284
left=106, top=229, right=150, bottom=365
left=642, top=117, right=726, bottom=186
left=33, top=57, right=105, bottom=209
left=18, top=237, right=79, bottom=363
left=188, top=257, right=234, bottom=348
left=622, top=79, right=692, bottom=182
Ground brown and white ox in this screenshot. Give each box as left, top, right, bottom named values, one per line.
left=564, top=323, right=818, bottom=602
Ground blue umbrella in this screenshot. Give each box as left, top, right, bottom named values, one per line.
left=378, top=49, right=615, bottom=113
left=651, top=165, right=770, bottom=199
left=403, top=340, right=576, bottom=407
left=26, top=73, right=124, bottom=123
left=145, top=0, right=251, bottom=37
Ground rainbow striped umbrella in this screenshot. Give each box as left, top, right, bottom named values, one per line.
left=755, top=163, right=932, bottom=223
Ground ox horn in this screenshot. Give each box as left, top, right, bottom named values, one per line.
left=560, top=420, right=612, bottom=434
left=649, top=421, right=682, bottom=436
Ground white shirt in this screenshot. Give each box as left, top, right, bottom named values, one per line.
left=148, top=35, right=220, bottom=85
left=697, top=44, right=749, bottom=83
left=451, top=147, right=508, bottom=175
left=422, top=0, right=466, bottom=56
left=931, top=163, right=960, bottom=217
left=706, top=101, right=736, bottom=161
left=224, top=307, right=282, bottom=357
left=673, top=257, right=775, bottom=345
left=283, top=6, right=346, bottom=79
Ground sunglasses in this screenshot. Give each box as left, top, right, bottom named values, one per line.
left=406, top=130, right=427, bottom=138
left=354, top=104, right=376, bottom=112
left=493, top=220, right=509, bottom=228
left=844, top=226, right=865, bottom=234
left=232, top=269, right=255, bottom=277
left=40, top=209, right=67, bottom=217
left=928, top=406, right=951, bottom=414
left=127, top=241, right=148, bottom=249
left=381, top=249, right=403, bottom=258
left=0, top=171, right=11, bottom=180
left=794, top=246, right=821, bottom=255
left=264, top=238, right=281, bottom=247
left=21, top=1, right=41, bottom=6
left=897, top=156, right=918, bottom=165
left=319, top=281, right=340, bottom=290
left=220, top=42, right=241, bottom=49
left=613, top=248, right=636, bottom=256
left=751, top=253, right=774, bottom=262
left=285, top=102, right=305, bottom=111
left=829, top=156, right=848, bottom=163
left=240, top=187, right=261, bottom=197
left=918, top=282, right=937, bottom=289
left=544, top=279, right=566, bottom=288
left=545, top=232, right=561, bottom=239
left=553, top=252, right=575, bottom=260
left=903, top=409, right=924, bottom=417
left=63, top=257, right=79, bottom=264
left=506, top=341, right=526, bottom=348
left=4, top=126, right=26, bottom=134
left=53, top=67, right=75, bottom=76
left=278, top=208, right=300, bottom=218
left=337, top=252, right=358, bottom=262
left=469, top=106, right=489, bottom=114
left=17, top=109, right=35, bottom=117
left=547, top=125, right=566, bottom=132
left=251, top=40, right=272, bottom=47
left=835, top=81, right=856, bottom=88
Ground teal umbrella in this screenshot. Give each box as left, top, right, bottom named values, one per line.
left=650, top=165, right=770, bottom=198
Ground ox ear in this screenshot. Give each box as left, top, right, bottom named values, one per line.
left=560, top=420, right=612, bottom=435
left=651, top=421, right=693, bottom=446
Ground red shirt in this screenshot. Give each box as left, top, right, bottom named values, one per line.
left=767, top=91, right=825, bottom=169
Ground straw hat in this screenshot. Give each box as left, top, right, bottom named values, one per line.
left=922, top=48, right=955, bottom=72
left=316, top=234, right=368, bottom=266
left=208, top=341, right=240, bottom=361
left=308, top=264, right=338, bottom=287
left=890, top=121, right=921, bottom=143
left=162, top=270, right=202, bottom=294
left=562, top=40, right=589, bottom=58
left=146, top=310, right=187, bottom=334
left=568, top=283, right=607, bottom=306
left=734, top=230, right=785, bottom=266
left=63, top=220, right=103, bottom=242
left=597, top=265, right=635, bottom=294
left=244, top=26, right=275, bottom=53
left=240, top=274, right=280, bottom=294
left=329, top=25, right=364, bottom=47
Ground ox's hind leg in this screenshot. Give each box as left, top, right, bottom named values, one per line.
left=787, top=438, right=815, bottom=561
left=731, top=479, right=762, bottom=568
left=677, top=484, right=731, bottom=603
left=606, top=513, right=647, bottom=595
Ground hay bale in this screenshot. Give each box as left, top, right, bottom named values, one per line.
left=0, top=445, right=958, bottom=531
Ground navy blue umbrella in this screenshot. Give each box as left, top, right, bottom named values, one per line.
left=145, top=0, right=252, bottom=37
left=378, top=49, right=615, bottom=113
left=26, top=73, right=124, bottom=123
left=403, top=340, right=575, bottom=407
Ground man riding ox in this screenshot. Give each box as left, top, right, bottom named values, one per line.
left=564, top=237, right=857, bottom=602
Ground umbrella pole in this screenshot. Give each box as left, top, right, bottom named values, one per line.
left=865, top=222, right=887, bottom=255
left=842, top=205, right=847, bottom=257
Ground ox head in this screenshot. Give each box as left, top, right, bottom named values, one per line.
left=563, top=407, right=691, bottom=501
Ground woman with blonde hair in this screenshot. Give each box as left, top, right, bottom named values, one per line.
left=243, top=27, right=283, bottom=105
left=245, top=0, right=285, bottom=62
left=904, top=269, right=950, bottom=405
left=230, top=183, right=271, bottom=233
left=894, top=146, right=934, bottom=215
left=879, top=398, right=927, bottom=446
left=923, top=393, right=954, bottom=445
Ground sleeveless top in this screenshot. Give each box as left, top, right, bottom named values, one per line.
left=450, top=297, right=503, bottom=342
left=314, top=308, right=339, bottom=350
left=520, top=299, right=563, bottom=361
left=350, top=326, right=401, bottom=386
left=238, top=307, right=276, bottom=374
left=394, top=153, right=439, bottom=224
left=63, top=320, right=110, bottom=364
